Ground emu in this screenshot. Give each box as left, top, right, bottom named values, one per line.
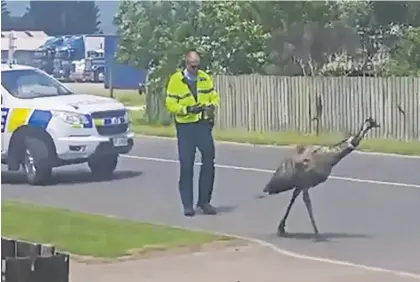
left=262, top=117, right=380, bottom=236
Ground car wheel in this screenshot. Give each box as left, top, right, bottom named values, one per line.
left=88, top=155, right=118, bottom=178
left=23, top=137, right=52, bottom=185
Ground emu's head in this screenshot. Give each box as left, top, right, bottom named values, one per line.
left=363, top=117, right=380, bottom=131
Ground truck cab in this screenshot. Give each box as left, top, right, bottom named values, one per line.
left=1, top=63, right=134, bottom=185
left=82, top=49, right=105, bottom=82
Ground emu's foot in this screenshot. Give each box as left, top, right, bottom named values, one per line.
left=276, top=222, right=286, bottom=236
left=312, top=230, right=327, bottom=242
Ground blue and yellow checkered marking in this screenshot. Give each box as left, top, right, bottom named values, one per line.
left=72, top=115, right=93, bottom=129
left=28, top=109, right=53, bottom=129
left=83, top=115, right=93, bottom=128
left=93, top=116, right=127, bottom=127
left=1, top=107, right=10, bottom=133
left=1, top=108, right=96, bottom=132
left=1, top=108, right=53, bottom=133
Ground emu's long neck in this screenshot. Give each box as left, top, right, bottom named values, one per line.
left=355, top=123, right=370, bottom=140
left=325, top=124, right=369, bottom=167
left=309, top=122, right=372, bottom=168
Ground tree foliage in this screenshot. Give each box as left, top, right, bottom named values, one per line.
left=389, top=27, right=420, bottom=76
left=1, top=0, right=11, bottom=29
left=114, top=0, right=269, bottom=124
left=2, top=1, right=101, bottom=35
left=28, top=0, right=101, bottom=35
left=114, top=1, right=198, bottom=124
left=114, top=0, right=420, bottom=124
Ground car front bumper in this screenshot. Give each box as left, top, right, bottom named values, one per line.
left=55, top=131, right=135, bottom=161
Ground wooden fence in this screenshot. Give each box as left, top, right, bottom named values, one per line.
left=213, top=75, right=420, bottom=141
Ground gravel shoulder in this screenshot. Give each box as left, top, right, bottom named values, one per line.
left=70, top=241, right=417, bottom=282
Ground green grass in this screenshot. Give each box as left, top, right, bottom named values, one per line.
left=91, top=89, right=145, bottom=106
left=128, top=111, right=420, bottom=156
left=1, top=201, right=229, bottom=258
left=64, top=83, right=145, bottom=106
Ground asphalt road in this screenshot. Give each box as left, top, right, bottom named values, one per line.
left=2, top=136, right=420, bottom=276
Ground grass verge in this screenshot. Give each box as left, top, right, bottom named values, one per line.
left=64, top=83, right=144, bottom=106
left=1, top=201, right=230, bottom=258
left=130, top=122, right=420, bottom=156
left=88, top=89, right=144, bottom=107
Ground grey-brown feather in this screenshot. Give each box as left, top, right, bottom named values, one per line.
left=263, top=117, right=379, bottom=196
left=263, top=141, right=353, bottom=195
left=263, top=117, right=380, bottom=236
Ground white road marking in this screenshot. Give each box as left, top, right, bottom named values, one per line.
left=121, top=153, right=420, bottom=279
left=135, top=134, right=420, bottom=159
left=121, top=154, right=420, bottom=189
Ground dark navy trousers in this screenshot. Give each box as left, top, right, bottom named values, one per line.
left=175, top=121, right=215, bottom=210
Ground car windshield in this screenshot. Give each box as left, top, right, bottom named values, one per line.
left=1, top=68, right=74, bottom=99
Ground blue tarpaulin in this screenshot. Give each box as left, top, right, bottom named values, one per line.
left=104, top=35, right=146, bottom=90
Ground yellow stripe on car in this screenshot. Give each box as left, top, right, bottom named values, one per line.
left=7, top=108, right=32, bottom=132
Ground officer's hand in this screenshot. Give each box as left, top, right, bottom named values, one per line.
left=204, top=105, right=215, bottom=117
left=186, top=104, right=204, bottom=114
left=204, top=104, right=215, bottom=112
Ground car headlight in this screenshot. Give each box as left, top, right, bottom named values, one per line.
left=52, top=111, right=90, bottom=126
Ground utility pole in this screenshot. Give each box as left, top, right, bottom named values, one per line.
left=8, top=30, right=16, bottom=65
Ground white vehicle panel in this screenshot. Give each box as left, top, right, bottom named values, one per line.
left=1, top=63, right=133, bottom=163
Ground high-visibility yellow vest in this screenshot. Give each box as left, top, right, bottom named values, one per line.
left=165, top=69, right=220, bottom=124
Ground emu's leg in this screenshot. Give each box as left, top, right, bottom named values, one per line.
left=302, top=189, right=319, bottom=235
left=277, top=187, right=301, bottom=235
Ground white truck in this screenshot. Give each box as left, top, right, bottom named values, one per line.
left=1, top=63, right=135, bottom=185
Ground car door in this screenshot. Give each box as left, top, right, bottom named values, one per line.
left=1, top=90, right=5, bottom=154
left=1, top=86, right=11, bottom=156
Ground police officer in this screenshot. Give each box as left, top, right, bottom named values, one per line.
left=165, top=50, right=219, bottom=217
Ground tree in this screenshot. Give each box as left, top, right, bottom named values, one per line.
left=65, top=1, right=101, bottom=34
left=113, top=0, right=420, bottom=120
left=1, top=0, right=11, bottom=29
left=114, top=1, right=197, bottom=124
left=28, top=0, right=101, bottom=35
left=388, top=27, right=420, bottom=76
left=114, top=1, right=270, bottom=124
left=184, top=1, right=269, bottom=75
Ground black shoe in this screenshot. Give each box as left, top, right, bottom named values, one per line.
left=184, top=207, right=195, bottom=217
left=197, top=203, right=217, bottom=215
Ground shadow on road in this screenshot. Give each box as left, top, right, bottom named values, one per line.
left=195, top=205, right=237, bottom=215
left=277, top=232, right=371, bottom=243
left=216, top=205, right=237, bottom=214
left=1, top=170, right=142, bottom=186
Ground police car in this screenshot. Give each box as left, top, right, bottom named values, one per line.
left=1, top=63, right=134, bottom=185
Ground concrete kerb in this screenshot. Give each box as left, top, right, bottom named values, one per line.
left=161, top=223, right=420, bottom=280
left=70, top=208, right=420, bottom=280
left=8, top=197, right=420, bottom=280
